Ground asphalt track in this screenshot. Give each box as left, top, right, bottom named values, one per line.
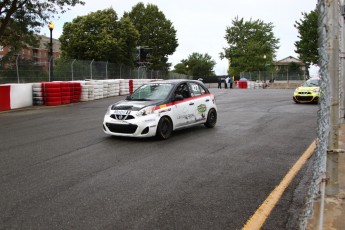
left=0, top=88, right=318, bottom=229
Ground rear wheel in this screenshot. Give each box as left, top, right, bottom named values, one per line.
left=156, top=116, right=173, bottom=140
left=204, top=109, right=217, bottom=128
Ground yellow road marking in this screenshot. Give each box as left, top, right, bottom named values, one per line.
left=242, top=140, right=316, bottom=230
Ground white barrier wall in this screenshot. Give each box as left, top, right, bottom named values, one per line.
left=10, top=84, right=33, bottom=109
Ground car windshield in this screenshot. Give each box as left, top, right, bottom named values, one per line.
left=303, top=79, right=320, bottom=87
left=129, top=83, right=174, bottom=101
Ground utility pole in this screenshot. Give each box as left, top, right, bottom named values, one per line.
left=326, top=0, right=340, bottom=196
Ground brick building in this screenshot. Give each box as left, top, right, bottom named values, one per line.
left=0, top=35, right=61, bottom=69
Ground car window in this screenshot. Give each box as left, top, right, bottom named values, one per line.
left=130, top=83, right=174, bottom=100
left=175, top=83, right=191, bottom=99
left=190, top=83, right=202, bottom=96
left=303, top=79, right=320, bottom=87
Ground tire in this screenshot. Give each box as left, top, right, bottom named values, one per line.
left=204, top=108, right=217, bottom=128
left=156, top=116, right=173, bottom=140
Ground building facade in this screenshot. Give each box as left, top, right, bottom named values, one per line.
left=0, top=35, right=61, bottom=69
left=274, top=56, right=306, bottom=73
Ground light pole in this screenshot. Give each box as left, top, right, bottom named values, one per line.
left=263, top=55, right=267, bottom=82
left=48, top=21, right=54, bottom=81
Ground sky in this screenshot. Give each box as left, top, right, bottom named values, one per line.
left=42, top=0, right=318, bottom=76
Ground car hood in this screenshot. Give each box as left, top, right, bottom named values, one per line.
left=111, top=100, right=164, bottom=111
left=296, top=86, right=320, bottom=91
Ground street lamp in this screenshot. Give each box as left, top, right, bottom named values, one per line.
left=263, top=55, right=267, bottom=82
left=48, top=21, right=54, bottom=81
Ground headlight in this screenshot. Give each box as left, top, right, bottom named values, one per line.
left=136, top=105, right=155, bottom=116
left=294, top=88, right=300, bottom=93
left=105, top=105, right=112, bottom=115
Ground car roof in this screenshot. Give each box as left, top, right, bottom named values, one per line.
left=149, top=79, right=203, bottom=85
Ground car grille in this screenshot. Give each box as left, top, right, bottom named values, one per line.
left=298, top=91, right=311, bottom=95
left=110, top=114, right=135, bottom=120
left=296, top=95, right=314, bottom=102
left=106, top=123, right=138, bottom=134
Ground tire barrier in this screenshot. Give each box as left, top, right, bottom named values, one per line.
left=119, top=79, right=130, bottom=96
left=107, top=80, right=119, bottom=97
left=61, top=82, right=71, bottom=104
left=71, top=82, right=82, bottom=103
left=42, top=82, right=62, bottom=106
left=1, top=79, right=154, bottom=111
left=32, top=83, right=44, bottom=105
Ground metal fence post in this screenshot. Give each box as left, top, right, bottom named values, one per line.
left=90, top=59, right=94, bottom=80
left=71, top=59, right=76, bottom=81
left=106, top=61, right=108, bottom=79
left=15, top=54, right=20, bottom=83
left=48, top=56, right=53, bottom=82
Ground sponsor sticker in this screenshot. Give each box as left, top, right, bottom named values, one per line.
left=197, top=104, right=207, bottom=113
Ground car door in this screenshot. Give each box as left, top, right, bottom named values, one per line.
left=189, top=82, right=211, bottom=122
left=171, top=83, right=196, bottom=128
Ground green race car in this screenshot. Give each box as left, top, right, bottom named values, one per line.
left=293, top=77, right=320, bottom=103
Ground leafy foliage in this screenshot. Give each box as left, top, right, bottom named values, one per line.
left=174, top=52, right=216, bottom=77
left=294, top=9, right=318, bottom=73
left=59, top=8, right=139, bottom=66
left=124, top=3, right=178, bottom=71
left=0, top=0, right=85, bottom=52
left=221, top=17, right=279, bottom=77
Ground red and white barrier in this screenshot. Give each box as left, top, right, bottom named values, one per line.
left=0, top=84, right=33, bottom=111
left=0, top=85, right=11, bottom=111
left=1, top=79, right=160, bottom=111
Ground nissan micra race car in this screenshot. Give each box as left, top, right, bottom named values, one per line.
left=293, top=77, right=320, bottom=103
left=103, top=79, right=217, bottom=139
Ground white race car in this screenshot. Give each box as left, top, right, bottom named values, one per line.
left=103, top=79, right=217, bottom=139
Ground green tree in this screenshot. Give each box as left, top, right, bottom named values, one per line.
left=124, top=2, right=178, bottom=71
left=294, top=9, right=318, bottom=76
left=173, top=63, right=189, bottom=75
left=220, top=17, right=280, bottom=77
left=0, top=0, right=84, bottom=52
left=174, top=53, right=216, bottom=77
left=59, top=8, right=139, bottom=66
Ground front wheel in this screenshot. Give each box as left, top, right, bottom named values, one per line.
left=156, top=116, right=173, bottom=140
left=204, top=109, right=217, bottom=128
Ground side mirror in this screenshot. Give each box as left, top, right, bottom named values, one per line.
left=126, top=95, right=131, bottom=100
left=174, top=94, right=184, bottom=101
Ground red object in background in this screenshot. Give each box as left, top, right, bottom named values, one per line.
left=42, top=82, right=62, bottom=106
left=61, top=82, right=71, bottom=104
left=238, top=81, right=247, bottom=89
left=129, top=80, right=133, bottom=94
left=0, top=85, right=11, bottom=111
left=71, top=82, right=81, bottom=103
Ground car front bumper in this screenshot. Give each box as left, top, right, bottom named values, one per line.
left=103, top=113, right=159, bottom=138
left=293, top=92, right=319, bottom=103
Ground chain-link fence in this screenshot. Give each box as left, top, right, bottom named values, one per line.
left=299, top=1, right=342, bottom=229
left=240, top=71, right=307, bottom=82
left=0, top=57, right=191, bottom=84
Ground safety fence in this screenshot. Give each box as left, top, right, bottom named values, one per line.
left=300, top=1, right=344, bottom=229
left=240, top=71, right=307, bottom=82
left=0, top=57, right=191, bottom=84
